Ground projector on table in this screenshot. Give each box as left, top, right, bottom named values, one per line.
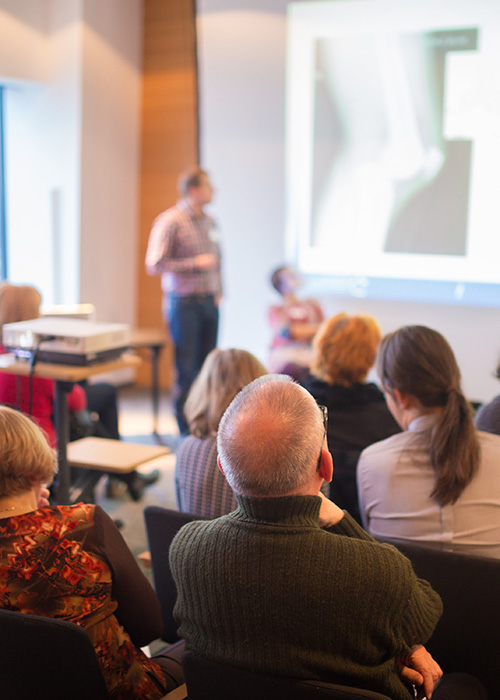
left=3, top=318, right=130, bottom=366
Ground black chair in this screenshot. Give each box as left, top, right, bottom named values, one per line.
left=378, top=538, right=499, bottom=700
left=0, top=607, right=188, bottom=700
left=0, top=608, right=109, bottom=700
left=182, top=649, right=393, bottom=700
left=144, top=505, right=203, bottom=642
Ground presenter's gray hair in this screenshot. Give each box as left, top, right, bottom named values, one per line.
left=217, top=374, right=324, bottom=497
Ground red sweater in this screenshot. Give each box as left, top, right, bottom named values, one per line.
left=0, top=349, right=86, bottom=446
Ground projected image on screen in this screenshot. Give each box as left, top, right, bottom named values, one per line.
left=312, top=28, right=477, bottom=257
left=286, top=0, right=500, bottom=304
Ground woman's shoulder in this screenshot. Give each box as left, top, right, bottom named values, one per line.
left=477, top=428, right=500, bottom=457
left=47, top=502, right=97, bottom=525
left=176, top=435, right=217, bottom=463
left=359, top=430, right=410, bottom=461
left=475, top=395, right=500, bottom=435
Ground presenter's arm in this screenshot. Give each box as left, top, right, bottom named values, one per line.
left=145, top=215, right=217, bottom=275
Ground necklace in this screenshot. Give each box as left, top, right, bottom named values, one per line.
left=0, top=505, right=23, bottom=513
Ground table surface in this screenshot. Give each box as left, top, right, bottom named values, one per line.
left=68, top=437, right=169, bottom=472
left=129, top=328, right=168, bottom=348
left=0, top=352, right=141, bottom=382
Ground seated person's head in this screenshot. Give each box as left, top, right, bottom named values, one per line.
left=217, top=375, right=328, bottom=498
left=270, top=266, right=300, bottom=297
left=0, top=283, right=42, bottom=338
left=311, top=313, right=381, bottom=387
left=185, top=348, right=267, bottom=439
left=377, top=324, right=460, bottom=408
left=0, top=406, right=56, bottom=499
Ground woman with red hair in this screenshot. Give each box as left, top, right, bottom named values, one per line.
left=302, top=312, right=400, bottom=523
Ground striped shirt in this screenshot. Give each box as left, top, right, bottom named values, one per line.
left=145, top=199, right=222, bottom=297
left=175, top=435, right=237, bottom=518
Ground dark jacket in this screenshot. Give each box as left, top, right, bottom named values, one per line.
left=301, top=376, right=401, bottom=522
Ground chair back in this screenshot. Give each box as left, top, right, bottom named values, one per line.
left=144, top=506, right=203, bottom=642
left=0, top=608, right=109, bottom=700
left=379, top=538, right=499, bottom=699
left=182, top=649, right=393, bottom=700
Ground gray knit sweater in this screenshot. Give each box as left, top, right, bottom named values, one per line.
left=170, top=494, right=443, bottom=700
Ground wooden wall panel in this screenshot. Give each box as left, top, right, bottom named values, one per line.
left=135, top=0, right=199, bottom=388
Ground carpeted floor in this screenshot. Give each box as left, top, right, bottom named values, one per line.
left=96, top=384, right=181, bottom=570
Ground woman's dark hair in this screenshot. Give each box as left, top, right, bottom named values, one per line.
left=377, top=325, right=479, bottom=506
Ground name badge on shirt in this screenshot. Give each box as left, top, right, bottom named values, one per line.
left=208, top=226, right=221, bottom=243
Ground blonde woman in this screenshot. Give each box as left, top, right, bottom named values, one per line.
left=175, top=348, right=267, bottom=517
left=302, top=313, right=400, bottom=522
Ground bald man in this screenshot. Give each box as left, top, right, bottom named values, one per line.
left=170, top=376, right=448, bottom=700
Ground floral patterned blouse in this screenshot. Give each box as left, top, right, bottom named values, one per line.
left=0, top=503, right=166, bottom=700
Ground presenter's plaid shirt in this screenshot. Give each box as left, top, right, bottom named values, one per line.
left=146, top=199, right=222, bottom=298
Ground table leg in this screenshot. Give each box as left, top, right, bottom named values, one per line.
left=54, top=380, right=74, bottom=504
left=151, top=344, right=161, bottom=436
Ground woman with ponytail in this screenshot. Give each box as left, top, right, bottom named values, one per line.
left=357, top=325, right=500, bottom=546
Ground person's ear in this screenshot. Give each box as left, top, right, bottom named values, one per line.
left=393, top=388, right=412, bottom=409
left=217, top=456, right=225, bottom=476
left=318, top=448, right=333, bottom=483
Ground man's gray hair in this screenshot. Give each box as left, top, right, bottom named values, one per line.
left=217, top=374, right=324, bottom=497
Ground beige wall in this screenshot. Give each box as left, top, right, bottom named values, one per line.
left=79, top=0, right=143, bottom=326
left=0, top=0, right=200, bottom=389
left=0, top=0, right=49, bottom=82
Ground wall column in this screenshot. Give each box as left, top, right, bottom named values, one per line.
left=136, top=0, right=199, bottom=388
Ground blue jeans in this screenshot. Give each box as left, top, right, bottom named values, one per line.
left=168, top=294, right=219, bottom=433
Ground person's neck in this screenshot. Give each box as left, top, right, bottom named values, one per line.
left=185, top=196, right=203, bottom=216
left=0, top=490, right=38, bottom=517
left=283, top=293, right=298, bottom=304
left=404, top=405, right=442, bottom=430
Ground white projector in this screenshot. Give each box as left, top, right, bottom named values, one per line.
left=3, top=317, right=130, bottom=366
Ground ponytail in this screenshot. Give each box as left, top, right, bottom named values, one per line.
left=429, top=388, right=480, bottom=506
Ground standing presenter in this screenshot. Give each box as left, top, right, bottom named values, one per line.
left=146, top=167, right=222, bottom=434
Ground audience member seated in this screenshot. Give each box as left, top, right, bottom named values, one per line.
left=0, top=282, right=158, bottom=501
left=357, top=325, right=500, bottom=546
left=301, top=313, right=400, bottom=522
left=175, top=348, right=266, bottom=517
left=268, top=265, right=323, bottom=381
left=474, top=367, right=500, bottom=436
left=0, top=406, right=184, bottom=699
left=170, top=375, right=488, bottom=700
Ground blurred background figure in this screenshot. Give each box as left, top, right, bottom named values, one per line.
left=302, top=313, right=400, bottom=523
left=268, top=265, right=324, bottom=381
left=175, top=348, right=267, bottom=518
left=146, top=167, right=222, bottom=435
left=0, top=282, right=158, bottom=501
left=474, top=363, right=500, bottom=436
